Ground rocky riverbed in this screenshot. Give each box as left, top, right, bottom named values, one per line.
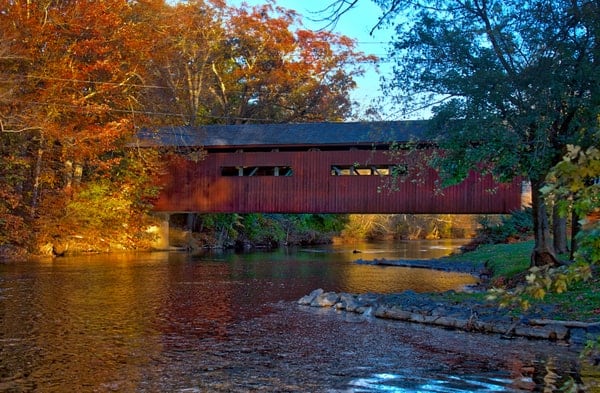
left=299, top=259, right=600, bottom=347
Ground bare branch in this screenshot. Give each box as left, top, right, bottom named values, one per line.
left=310, top=0, right=360, bottom=31
left=0, top=119, right=41, bottom=133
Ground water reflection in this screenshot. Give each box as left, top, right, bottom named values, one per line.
left=350, top=372, right=517, bottom=392
left=0, top=242, right=598, bottom=391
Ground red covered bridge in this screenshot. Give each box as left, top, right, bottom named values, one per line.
left=136, top=121, right=523, bottom=214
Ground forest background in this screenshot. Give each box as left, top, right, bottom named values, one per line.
left=0, top=0, right=386, bottom=258
left=1, top=0, right=598, bottom=270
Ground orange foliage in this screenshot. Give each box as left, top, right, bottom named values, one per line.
left=0, top=0, right=374, bottom=254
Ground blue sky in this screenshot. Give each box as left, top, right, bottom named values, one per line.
left=227, top=0, right=396, bottom=119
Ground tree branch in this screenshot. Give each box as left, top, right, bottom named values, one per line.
left=0, top=120, right=41, bottom=133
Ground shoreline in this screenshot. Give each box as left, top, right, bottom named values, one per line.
left=298, top=258, right=600, bottom=347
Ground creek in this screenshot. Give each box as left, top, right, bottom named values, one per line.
left=0, top=240, right=596, bottom=392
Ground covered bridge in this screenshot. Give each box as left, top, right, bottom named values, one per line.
left=136, top=121, right=523, bottom=214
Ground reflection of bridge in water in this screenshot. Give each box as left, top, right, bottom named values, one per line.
left=136, top=121, right=525, bottom=246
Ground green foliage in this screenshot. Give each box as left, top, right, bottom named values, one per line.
left=475, top=209, right=533, bottom=244
left=576, top=224, right=600, bottom=265
left=543, top=144, right=600, bottom=266
left=477, top=140, right=600, bottom=311
left=377, top=0, right=599, bottom=266
left=66, top=182, right=131, bottom=232
left=241, top=214, right=286, bottom=246
left=340, top=214, right=477, bottom=241
left=381, top=0, right=598, bottom=180
left=543, top=145, right=600, bottom=217
left=192, top=213, right=346, bottom=248
left=200, top=213, right=243, bottom=240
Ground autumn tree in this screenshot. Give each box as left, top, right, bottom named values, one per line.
left=217, top=2, right=374, bottom=123
left=0, top=0, right=162, bottom=254
left=328, top=0, right=599, bottom=266
left=0, top=30, right=33, bottom=255
left=142, top=0, right=228, bottom=126
left=146, top=1, right=376, bottom=125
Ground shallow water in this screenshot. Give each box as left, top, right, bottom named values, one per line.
left=0, top=240, right=598, bottom=392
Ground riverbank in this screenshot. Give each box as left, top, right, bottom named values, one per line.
left=298, top=245, right=600, bottom=348
left=298, top=287, right=600, bottom=346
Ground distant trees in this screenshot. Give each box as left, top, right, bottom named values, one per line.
left=0, top=0, right=370, bottom=255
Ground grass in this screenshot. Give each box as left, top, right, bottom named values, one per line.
left=443, top=240, right=600, bottom=322
left=537, top=277, right=600, bottom=322
left=446, top=240, right=533, bottom=279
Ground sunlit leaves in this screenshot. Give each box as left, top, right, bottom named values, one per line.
left=488, top=262, right=594, bottom=310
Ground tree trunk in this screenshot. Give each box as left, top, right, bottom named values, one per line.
left=570, top=209, right=581, bottom=260
left=31, top=133, right=44, bottom=215
left=530, top=178, right=559, bottom=267
left=552, top=203, right=568, bottom=255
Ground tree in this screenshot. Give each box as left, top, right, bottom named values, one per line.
left=0, top=0, right=162, bottom=254
left=543, top=143, right=600, bottom=265
left=146, top=1, right=376, bottom=125
left=143, top=0, right=229, bottom=126
left=0, top=32, right=33, bottom=254
left=220, top=2, right=375, bottom=123
left=328, top=0, right=600, bottom=266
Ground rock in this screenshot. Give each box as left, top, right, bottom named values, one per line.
left=310, top=291, right=340, bottom=307
left=513, top=325, right=569, bottom=340
left=356, top=293, right=381, bottom=305
left=297, top=288, right=598, bottom=345
left=335, top=293, right=359, bottom=311
left=548, top=324, right=570, bottom=341
left=52, top=240, right=69, bottom=257
left=373, top=305, right=412, bottom=321
left=298, top=288, right=324, bottom=305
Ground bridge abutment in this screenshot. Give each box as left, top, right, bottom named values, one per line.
left=147, top=213, right=170, bottom=250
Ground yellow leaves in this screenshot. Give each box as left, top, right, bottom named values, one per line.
left=553, top=276, right=568, bottom=294
left=488, top=262, right=594, bottom=311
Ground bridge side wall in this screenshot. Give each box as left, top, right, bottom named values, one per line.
left=152, top=149, right=522, bottom=214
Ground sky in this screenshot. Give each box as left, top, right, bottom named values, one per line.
left=227, top=0, right=397, bottom=120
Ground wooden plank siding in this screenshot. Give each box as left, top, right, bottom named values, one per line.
left=153, top=148, right=522, bottom=214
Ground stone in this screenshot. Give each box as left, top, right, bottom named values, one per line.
left=297, top=288, right=597, bottom=345
left=311, top=291, right=340, bottom=307
left=298, top=288, right=324, bottom=305
left=375, top=306, right=413, bottom=321
left=336, top=293, right=359, bottom=311
left=546, top=324, right=569, bottom=341
left=569, top=328, right=588, bottom=346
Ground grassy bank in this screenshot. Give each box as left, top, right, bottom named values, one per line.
left=445, top=241, right=600, bottom=322
left=447, top=240, right=533, bottom=279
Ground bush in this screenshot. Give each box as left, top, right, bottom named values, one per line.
left=475, top=208, right=533, bottom=244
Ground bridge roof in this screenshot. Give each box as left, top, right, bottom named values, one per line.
left=136, top=120, right=429, bottom=149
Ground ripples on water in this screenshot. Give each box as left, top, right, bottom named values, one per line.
left=0, top=240, right=598, bottom=392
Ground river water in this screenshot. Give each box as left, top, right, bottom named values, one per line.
left=0, top=240, right=597, bottom=392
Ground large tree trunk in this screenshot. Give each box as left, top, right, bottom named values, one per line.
left=530, top=178, right=559, bottom=267
left=552, top=203, right=568, bottom=255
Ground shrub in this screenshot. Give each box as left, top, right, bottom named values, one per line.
left=475, top=208, right=533, bottom=244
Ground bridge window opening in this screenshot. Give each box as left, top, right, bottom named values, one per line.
left=221, top=166, right=293, bottom=176
left=331, top=165, right=395, bottom=176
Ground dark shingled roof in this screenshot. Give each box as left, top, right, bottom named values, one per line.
left=135, top=121, right=429, bottom=149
